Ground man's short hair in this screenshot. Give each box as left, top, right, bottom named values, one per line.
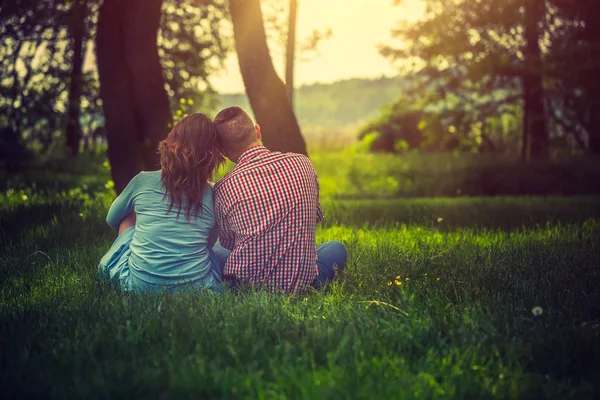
left=213, top=107, right=256, bottom=154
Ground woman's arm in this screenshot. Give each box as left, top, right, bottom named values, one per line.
left=207, top=224, right=219, bottom=249
left=106, top=175, right=139, bottom=231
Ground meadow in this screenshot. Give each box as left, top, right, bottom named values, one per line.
left=1, top=152, right=599, bottom=399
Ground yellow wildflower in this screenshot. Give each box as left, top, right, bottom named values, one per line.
left=532, top=306, right=543, bottom=316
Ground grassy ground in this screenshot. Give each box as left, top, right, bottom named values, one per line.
left=1, top=162, right=599, bottom=398
left=4, top=151, right=600, bottom=198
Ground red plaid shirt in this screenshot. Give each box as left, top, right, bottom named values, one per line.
left=214, top=145, right=324, bottom=293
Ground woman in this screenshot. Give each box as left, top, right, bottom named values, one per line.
left=98, top=113, right=225, bottom=292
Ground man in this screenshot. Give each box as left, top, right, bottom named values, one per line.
left=212, top=107, right=346, bottom=293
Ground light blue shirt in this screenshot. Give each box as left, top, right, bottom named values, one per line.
left=106, top=171, right=222, bottom=290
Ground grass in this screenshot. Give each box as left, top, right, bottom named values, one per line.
left=1, top=159, right=600, bottom=398
left=4, top=150, right=600, bottom=198
left=312, top=152, right=600, bottom=198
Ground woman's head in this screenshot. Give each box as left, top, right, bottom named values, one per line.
left=158, top=113, right=224, bottom=221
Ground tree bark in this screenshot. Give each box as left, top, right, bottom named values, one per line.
left=96, top=0, right=143, bottom=193
left=123, top=0, right=172, bottom=169
left=229, top=0, right=308, bottom=156
left=96, top=0, right=171, bottom=192
left=588, top=95, right=600, bottom=154
left=522, top=0, right=548, bottom=160
left=285, top=0, right=297, bottom=109
left=65, top=0, right=87, bottom=156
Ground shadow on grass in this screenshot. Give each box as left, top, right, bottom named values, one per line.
left=0, top=203, right=78, bottom=241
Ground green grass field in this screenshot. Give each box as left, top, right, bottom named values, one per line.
left=1, top=158, right=599, bottom=398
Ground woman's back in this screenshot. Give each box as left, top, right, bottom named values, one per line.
left=104, top=171, right=221, bottom=291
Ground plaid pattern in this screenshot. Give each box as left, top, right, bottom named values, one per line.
left=214, top=145, right=324, bottom=293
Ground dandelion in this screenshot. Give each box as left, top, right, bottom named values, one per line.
left=437, top=217, right=444, bottom=223
left=436, top=277, right=441, bottom=281
left=387, top=281, right=393, bottom=286
left=532, top=306, right=543, bottom=317
left=394, top=280, right=402, bottom=286
left=21, top=194, right=28, bottom=201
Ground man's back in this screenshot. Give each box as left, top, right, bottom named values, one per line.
left=214, top=146, right=323, bottom=292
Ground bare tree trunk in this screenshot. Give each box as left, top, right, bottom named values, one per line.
left=123, top=0, right=172, bottom=169
left=65, top=0, right=87, bottom=156
left=97, top=0, right=171, bottom=192
left=96, top=0, right=143, bottom=193
left=285, top=0, right=297, bottom=109
left=588, top=101, right=600, bottom=154
left=523, top=0, right=548, bottom=160
left=229, top=0, right=308, bottom=156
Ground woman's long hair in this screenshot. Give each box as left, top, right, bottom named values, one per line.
left=158, top=113, right=224, bottom=221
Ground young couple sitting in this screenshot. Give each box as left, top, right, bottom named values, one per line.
left=98, top=107, right=347, bottom=294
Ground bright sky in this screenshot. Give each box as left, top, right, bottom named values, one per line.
left=210, top=0, right=424, bottom=93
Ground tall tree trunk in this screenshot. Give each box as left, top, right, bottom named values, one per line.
left=97, top=0, right=171, bottom=192
left=588, top=96, right=600, bottom=154
left=285, top=0, right=297, bottom=109
left=65, top=0, right=86, bottom=156
left=96, top=0, right=143, bottom=193
left=123, top=0, right=172, bottom=169
left=229, top=0, right=308, bottom=156
left=523, top=0, right=548, bottom=160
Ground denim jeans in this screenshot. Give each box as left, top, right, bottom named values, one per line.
left=212, top=241, right=347, bottom=289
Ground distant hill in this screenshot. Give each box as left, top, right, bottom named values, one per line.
left=218, top=76, right=407, bottom=130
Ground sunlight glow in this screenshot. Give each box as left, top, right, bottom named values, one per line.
left=211, top=0, right=425, bottom=93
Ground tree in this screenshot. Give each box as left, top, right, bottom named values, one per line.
left=1, top=0, right=230, bottom=179
left=65, top=0, right=88, bottom=156
left=522, top=0, right=548, bottom=159
left=548, top=0, right=600, bottom=154
left=261, top=0, right=332, bottom=113
left=97, top=0, right=173, bottom=192
left=228, top=0, right=307, bottom=155
left=381, top=0, right=550, bottom=160
left=285, top=0, right=297, bottom=107
left=158, top=0, right=230, bottom=115
left=97, top=0, right=230, bottom=191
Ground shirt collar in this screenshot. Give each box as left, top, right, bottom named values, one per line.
left=236, top=145, right=270, bottom=165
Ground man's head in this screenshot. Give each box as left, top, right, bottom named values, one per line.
left=213, top=107, right=261, bottom=162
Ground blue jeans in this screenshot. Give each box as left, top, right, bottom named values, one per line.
left=212, top=241, right=347, bottom=289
